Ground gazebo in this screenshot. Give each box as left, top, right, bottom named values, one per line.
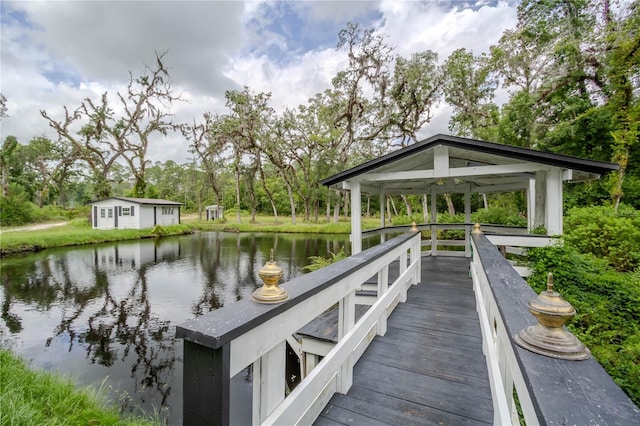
left=321, top=134, right=618, bottom=254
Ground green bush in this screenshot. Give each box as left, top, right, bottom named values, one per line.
left=150, top=224, right=193, bottom=237
left=471, top=207, right=527, bottom=227
left=0, top=194, right=36, bottom=226
left=390, top=213, right=424, bottom=226
left=304, top=247, right=347, bottom=272
left=563, top=205, right=640, bottom=271
left=528, top=244, right=640, bottom=405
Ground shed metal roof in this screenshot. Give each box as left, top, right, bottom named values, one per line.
left=91, top=197, right=184, bottom=206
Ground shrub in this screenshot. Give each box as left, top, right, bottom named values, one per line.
left=563, top=205, right=640, bottom=271
left=0, top=194, right=36, bottom=226
left=528, top=244, right=640, bottom=405
left=390, top=213, right=424, bottom=226
left=471, top=207, right=527, bottom=227
left=304, top=247, right=347, bottom=272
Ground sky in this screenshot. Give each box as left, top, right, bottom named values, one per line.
left=1, top=1, right=518, bottom=164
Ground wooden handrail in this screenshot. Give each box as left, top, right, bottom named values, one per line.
left=177, top=231, right=422, bottom=425
left=470, top=232, right=639, bottom=424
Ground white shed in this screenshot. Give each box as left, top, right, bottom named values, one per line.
left=205, top=205, right=224, bottom=221
left=90, top=197, right=183, bottom=230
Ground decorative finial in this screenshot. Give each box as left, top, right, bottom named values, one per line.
left=472, top=223, right=482, bottom=234
left=410, top=222, right=418, bottom=231
left=514, top=273, right=590, bottom=360
left=252, top=248, right=289, bottom=304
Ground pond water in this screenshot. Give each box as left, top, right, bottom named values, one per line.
left=0, top=231, right=353, bottom=424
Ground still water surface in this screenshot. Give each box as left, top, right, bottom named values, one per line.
left=0, top=231, right=352, bottom=424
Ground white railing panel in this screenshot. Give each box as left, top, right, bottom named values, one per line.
left=229, top=240, right=413, bottom=376
left=263, top=257, right=419, bottom=425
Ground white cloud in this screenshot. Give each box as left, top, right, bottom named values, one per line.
left=1, top=0, right=517, bottom=164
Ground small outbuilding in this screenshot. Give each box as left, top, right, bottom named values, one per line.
left=205, top=205, right=224, bottom=221
left=90, top=197, right=183, bottom=230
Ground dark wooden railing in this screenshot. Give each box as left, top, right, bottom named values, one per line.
left=470, top=231, right=639, bottom=424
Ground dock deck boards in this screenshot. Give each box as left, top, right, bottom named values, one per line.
left=314, top=256, right=493, bottom=425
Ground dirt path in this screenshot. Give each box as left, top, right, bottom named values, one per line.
left=0, top=221, right=69, bottom=234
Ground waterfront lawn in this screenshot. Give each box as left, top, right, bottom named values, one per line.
left=0, top=220, right=194, bottom=256
left=1, top=215, right=381, bottom=256
left=0, top=349, right=154, bottom=425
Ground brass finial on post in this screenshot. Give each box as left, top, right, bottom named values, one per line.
left=411, top=221, right=418, bottom=231
left=514, top=273, right=591, bottom=360
left=252, top=249, right=289, bottom=304
left=472, top=223, right=482, bottom=234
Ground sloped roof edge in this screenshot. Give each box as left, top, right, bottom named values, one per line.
left=320, top=134, right=619, bottom=187
left=90, top=196, right=184, bottom=206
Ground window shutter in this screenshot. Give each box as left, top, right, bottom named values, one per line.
left=131, top=206, right=135, bottom=216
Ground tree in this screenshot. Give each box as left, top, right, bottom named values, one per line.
left=223, top=87, right=274, bottom=223
left=0, top=93, right=7, bottom=120
left=603, top=1, right=640, bottom=209
left=443, top=48, right=498, bottom=140
left=0, top=136, right=18, bottom=197
left=183, top=114, right=226, bottom=210
left=41, top=52, right=181, bottom=199
left=389, top=50, right=442, bottom=145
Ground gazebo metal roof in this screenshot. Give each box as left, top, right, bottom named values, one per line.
left=321, top=134, right=618, bottom=195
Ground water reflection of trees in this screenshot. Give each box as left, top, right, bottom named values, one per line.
left=1, top=243, right=178, bottom=416
left=1, top=233, right=350, bottom=419
left=58, top=252, right=177, bottom=411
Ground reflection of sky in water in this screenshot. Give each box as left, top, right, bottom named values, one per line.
left=0, top=231, right=348, bottom=424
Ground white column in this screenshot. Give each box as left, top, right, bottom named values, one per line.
left=535, top=171, right=546, bottom=230
left=464, top=184, right=471, bottom=257
left=545, top=168, right=563, bottom=235
left=350, top=180, right=362, bottom=254
left=431, top=186, right=437, bottom=256
left=527, top=178, right=535, bottom=231
left=433, top=144, right=449, bottom=177
left=379, top=189, right=386, bottom=244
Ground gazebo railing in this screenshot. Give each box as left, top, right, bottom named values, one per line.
left=470, top=230, right=639, bottom=425
left=176, top=231, right=421, bottom=425
left=363, top=223, right=547, bottom=258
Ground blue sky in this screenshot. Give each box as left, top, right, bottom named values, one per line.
left=1, top=1, right=517, bottom=163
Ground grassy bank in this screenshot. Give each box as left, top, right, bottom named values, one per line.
left=0, top=219, right=195, bottom=256
left=0, top=215, right=378, bottom=257
left=0, top=349, right=154, bottom=425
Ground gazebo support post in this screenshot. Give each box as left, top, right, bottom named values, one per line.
left=350, top=180, right=362, bottom=254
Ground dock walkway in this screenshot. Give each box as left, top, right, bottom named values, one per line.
left=313, top=256, right=493, bottom=425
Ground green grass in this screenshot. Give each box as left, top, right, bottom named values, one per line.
left=0, top=221, right=195, bottom=256
left=0, top=215, right=381, bottom=256
left=0, top=349, right=155, bottom=426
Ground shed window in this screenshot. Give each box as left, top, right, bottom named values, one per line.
left=100, top=209, right=105, bottom=218
left=162, top=207, right=174, bottom=215
left=107, top=208, right=113, bottom=219
left=122, top=207, right=131, bottom=216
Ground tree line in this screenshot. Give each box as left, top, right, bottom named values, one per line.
left=2, top=0, right=638, bottom=224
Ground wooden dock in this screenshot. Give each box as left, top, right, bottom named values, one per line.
left=313, top=256, right=493, bottom=425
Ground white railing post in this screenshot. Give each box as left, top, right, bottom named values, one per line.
left=252, top=342, right=286, bottom=425
left=376, top=266, right=389, bottom=335
left=337, top=290, right=355, bottom=393
left=410, top=234, right=421, bottom=285
left=399, top=251, right=408, bottom=303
